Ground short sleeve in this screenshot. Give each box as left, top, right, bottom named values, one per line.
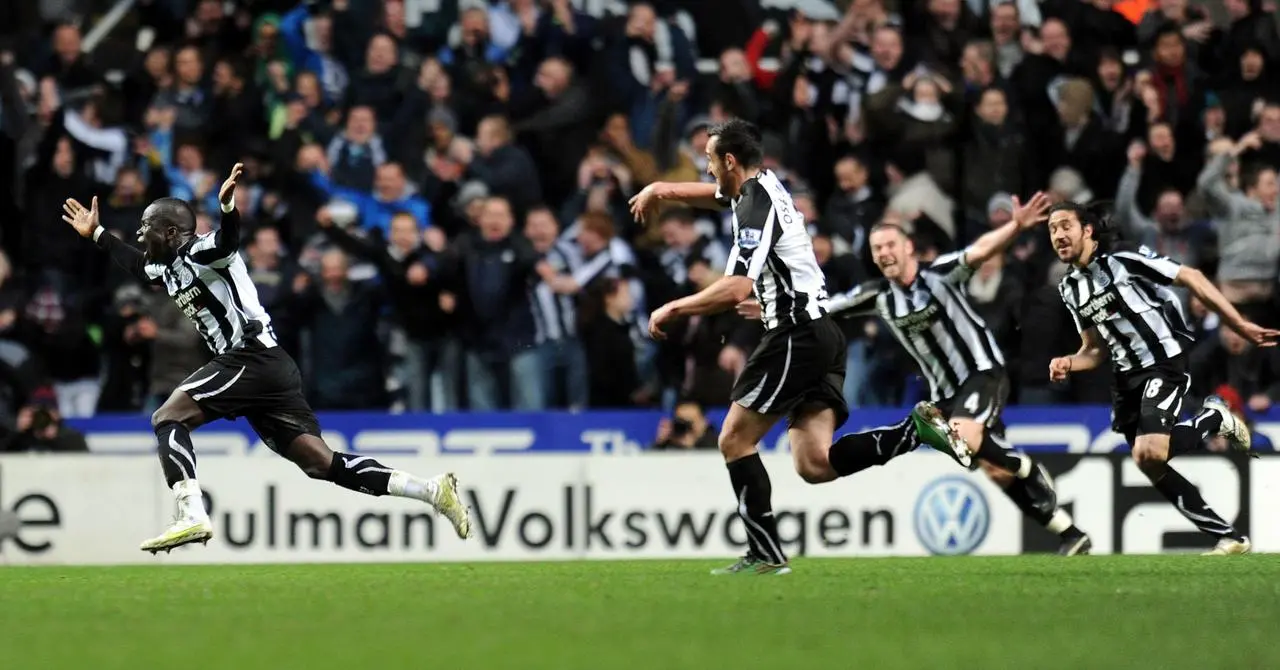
left=822, top=280, right=883, bottom=317
left=725, top=179, right=777, bottom=282
left=714, top=185, right=731, bottom=208
left=927, top=248, right=975, bottom=284
left=1110, top=248, right=1181, bottom=286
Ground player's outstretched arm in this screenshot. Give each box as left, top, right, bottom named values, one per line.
left=216, top=162, right=243, bottom=247
left=628, top=181, right=723, bottom=223
left=964, top=191, right=1051, bottom=268
left=648, top=275, right=753, bottom=340
left=821, top=281, right=882, bottom=316
left=1175, top=265, right=1280, bottom=347
left=188, top=162, right=244, bottom=265
left=63, top=197, right=154, bottom=284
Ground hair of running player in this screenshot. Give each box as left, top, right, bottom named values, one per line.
left=707, top=119, right=764, bottom=168
left=1047, top=200, right=1118, bottom=250
left=868, top=221, right=912, bottom=241
left=144, top=197, right=198, bottom=236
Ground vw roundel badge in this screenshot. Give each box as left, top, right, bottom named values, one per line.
left=914, top=476, right=990, bottom=556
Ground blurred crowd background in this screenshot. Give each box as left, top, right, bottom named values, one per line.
left=1, top=0, right=1279, bottom=452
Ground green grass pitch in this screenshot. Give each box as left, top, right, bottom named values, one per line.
left=2, top=555, right=1278, bottom=670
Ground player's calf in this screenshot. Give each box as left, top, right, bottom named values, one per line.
left=958, top=421, right=1031, bottom=479
left=992, top=459, right=1091, bottom=555
left=142, top=394, right=215, bottom=554
left=1169, top=397, right=1256, bottom=459
left=1133, top=433, right=1246, bottom=547
left=283, top=435, right=472, bottom=539
left=826, top=417, right=910, bottom=477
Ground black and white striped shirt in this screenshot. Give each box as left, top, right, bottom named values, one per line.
left=531, top=240, right=582, bottom=343
left=96, top=205, right=276, bottom=355
left=659, top=236, right=729, bottom=286
left=721, top=170, right=828, bottom=330
left=1058, top=246, right=1192, bottom=373
left=824, top=250, right=1004, bottom=401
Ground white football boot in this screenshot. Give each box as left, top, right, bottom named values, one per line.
left=140, top=480, right=213, bottom=554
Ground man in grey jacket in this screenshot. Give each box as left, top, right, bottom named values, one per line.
left=1115, top=141, right=1205, bottom=270
left=1197, top=131, right=1280, bottom=323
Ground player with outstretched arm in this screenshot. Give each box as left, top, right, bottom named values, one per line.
left=740, top=195, right=1094, bottom=555
left=1047, top=201, right=1272, bottom=555
left=62, top=164, right=472, bottom=553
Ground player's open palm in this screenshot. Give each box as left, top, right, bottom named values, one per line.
left=219, top=162, right=244, bottom=206
left=628, top=184, right=659, bottom=223
left=1235, top=321, right=1280, bottom=347
left=62, top=196, right=99, bottom=238
left=1012, top=191, right=1051, bottom=230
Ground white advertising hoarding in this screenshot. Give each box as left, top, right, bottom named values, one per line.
left=0, top=452, right=1022, bottom=565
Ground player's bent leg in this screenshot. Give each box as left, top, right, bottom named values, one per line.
left=955, top=419, right=1029, bottom=478
left=826, top=415, right=915, bottom=477
left=140, top=390, right=214, bottom=554
left=788, top=406, right=839, bottom=484
left=150, top=390, right=208, bottom=487
left=281, top=432, right=473, bottom=540
left=1169, top=396, right=1257, bottom=460
left=966, top=424, right=1090, bottom=555
left=1132, top=433, right=1250, bottom=555
left=714, top=402, right=790, bottom=575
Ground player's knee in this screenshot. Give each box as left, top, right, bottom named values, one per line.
left=717, top=427, right=754, bottom=460
left=151, top=401, right=198, bottom=431
left=792, top=449, right=834, bottom=484
left=1131, top=444, right=1167, bottom=470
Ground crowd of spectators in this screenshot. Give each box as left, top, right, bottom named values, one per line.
left=1, top=0, right=1279, bottom=443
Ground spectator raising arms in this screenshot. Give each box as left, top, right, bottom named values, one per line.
left=2, top=0, right=1280, bottom=428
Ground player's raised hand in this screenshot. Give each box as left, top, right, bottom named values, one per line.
left=219, top=162, right=244, bottom=207
left=62, top=196, right=99, bottom=238
left=1234, top=321, right=1280, bottom=347
left=1048, top=356, right=1072, bottom=382
left=1012, top=191, right=1051, bottom=230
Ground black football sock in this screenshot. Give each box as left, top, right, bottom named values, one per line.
left=1169, top=408, right=1223, bottom=459
left=327, top=452, right=393, bottom=496
left=827, top=417, right=915, bottom=477
left=727, top=452, right=787, bottom=564
left=1151, top=465, right=1241, bottom=540
left=155, top=421, right=197, bottom=487
left=1001, top=473, right=1081, bottom=537
left=975, top=433, right=1030, bottom=478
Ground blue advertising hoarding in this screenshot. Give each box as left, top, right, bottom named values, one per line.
left=66, top=407, right=1280, bottom=457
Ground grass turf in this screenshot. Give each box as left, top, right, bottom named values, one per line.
left=1, top=556, right=1277, bottom=670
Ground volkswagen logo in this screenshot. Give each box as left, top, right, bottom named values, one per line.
left=914, top=476, right=990, bottom=556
